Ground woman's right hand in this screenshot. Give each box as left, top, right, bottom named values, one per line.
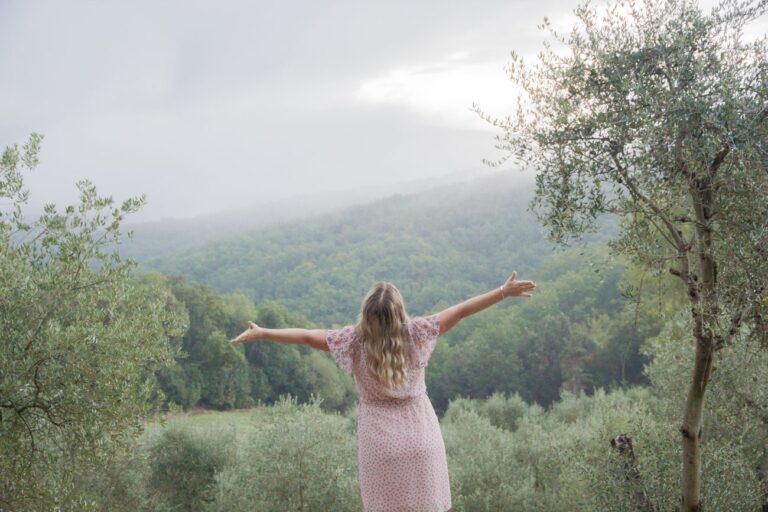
left=230, top=320, right=263, bottom=345
left=501, top=271, right=536, bottom=298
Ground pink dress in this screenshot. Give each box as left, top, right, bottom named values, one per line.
left=326, top=314, right=452, bottom=512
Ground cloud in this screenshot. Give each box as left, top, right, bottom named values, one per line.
left=0, top=0, right=592, bottom=221
left=354, top=53, right=521, bottom=131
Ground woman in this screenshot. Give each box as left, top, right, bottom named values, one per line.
left=230, top=271, right=536, bottom=511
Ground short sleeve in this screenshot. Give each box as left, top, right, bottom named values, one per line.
left=409, top=314, right=441, bottom=368
left=326, top=326, right=356, bottom=375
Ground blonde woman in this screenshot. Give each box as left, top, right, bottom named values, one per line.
left=230, top=271, right=536, bottom=511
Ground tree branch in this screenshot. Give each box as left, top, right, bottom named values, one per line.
left=709, top=145, right=731, bottom=176
left=611, top=154, right=689, bottom=252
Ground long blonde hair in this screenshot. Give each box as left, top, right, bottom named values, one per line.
left=354, top=282, right=413, bottom=390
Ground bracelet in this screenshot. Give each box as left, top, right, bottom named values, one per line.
left=499, top=286, right=506, bottom=299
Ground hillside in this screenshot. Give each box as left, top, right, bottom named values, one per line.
left=140, top=171, right=619, bottom=326
left=119, top=169, right=508, bottom=261
left=138, top=171, right=657, bottom=413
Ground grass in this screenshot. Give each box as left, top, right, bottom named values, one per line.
left=139, top=407, right=267, bottom=449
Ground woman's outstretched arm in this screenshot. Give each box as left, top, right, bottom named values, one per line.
left=436, top=271, right=536, bottom=336
left=229, top=321, right=329, bottom=351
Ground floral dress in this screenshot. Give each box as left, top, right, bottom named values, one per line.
left=326, top=314, right=452, bottom=512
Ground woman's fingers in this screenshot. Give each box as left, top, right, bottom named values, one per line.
left=508, top=272, right=539, bottom=288
left=502, top=272, right=537, bottom=298
left=230, top=325, right=256, bottom=344
left=512, top=280, right=536, bottom=296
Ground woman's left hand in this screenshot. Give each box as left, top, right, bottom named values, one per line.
left=501, top=271, right=537, bottom=298
left=230, top=320, right=263, bottom=345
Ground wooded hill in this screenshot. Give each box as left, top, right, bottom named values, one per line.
left=134, top=172, right=664, bottom=414
left=140, top=171, right=616, bottom=324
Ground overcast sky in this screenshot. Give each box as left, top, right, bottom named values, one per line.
left=1, top=0, right=761, bottom=222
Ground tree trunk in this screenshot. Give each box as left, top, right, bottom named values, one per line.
left=680, top=175, right=718, bottom=511
left=679, top=334, right=714, bottom=511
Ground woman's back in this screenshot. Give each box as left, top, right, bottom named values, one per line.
left=326, top=314, right=451, bottom=511
left=326, top=314, right=441, bottom=403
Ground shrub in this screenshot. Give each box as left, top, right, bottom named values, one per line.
left=208, top=395, right=361, bottom=512
left=148, top=423, right=236, bottom=511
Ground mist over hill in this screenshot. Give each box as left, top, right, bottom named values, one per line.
left=119, top=168, right=529, bottom=261
left=139, top=171, right=618, bottom=326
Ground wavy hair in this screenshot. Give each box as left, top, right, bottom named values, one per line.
left=354, top=282, right=413, bottom=390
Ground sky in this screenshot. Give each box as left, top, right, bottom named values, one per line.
left=1, top=0, right=763, bottom=222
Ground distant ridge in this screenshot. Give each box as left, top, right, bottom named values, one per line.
left=119, top=168, right=533, bottom=261
left=139, top=169, right=615, bottom=325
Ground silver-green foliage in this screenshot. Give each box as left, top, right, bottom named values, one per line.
left=0, top=134, right=188, bottom=510
left=443, top=407, right=559, bottom=511
left=442, top=388, right=667, bottom=511
left=645, top=308, right=767, bottom=510
left=441, top=348, right=764, bottom=511
left=76, top=359, right=765, bottom=511
left=147, top=423, right=237, bottom=511
left=207, top=395, right=361, bottom=512
left=75, top=439, right=169, bottom=512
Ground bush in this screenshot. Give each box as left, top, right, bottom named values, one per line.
left=442, top=408, right=558, bottom=511
left=148, top=423, right=236, bottom=511
left=442, top=387, right=676, bottom=511
left=207, top=395, right=360, bottom=512
left=444, top=391, right=539, bottom=432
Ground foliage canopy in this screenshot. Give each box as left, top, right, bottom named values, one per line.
left=0, top=135, right=187, bottom=510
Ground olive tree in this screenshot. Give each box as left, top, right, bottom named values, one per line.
left=0, top=134, right=188, bottom=510
left=476, top=0, right=768, bottom=509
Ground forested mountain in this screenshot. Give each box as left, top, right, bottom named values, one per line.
left=135, top=172, right=668, bottom=414
left=141, top=171, right=616, bottom=325
left=118, top=168, right=501, bottom=261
